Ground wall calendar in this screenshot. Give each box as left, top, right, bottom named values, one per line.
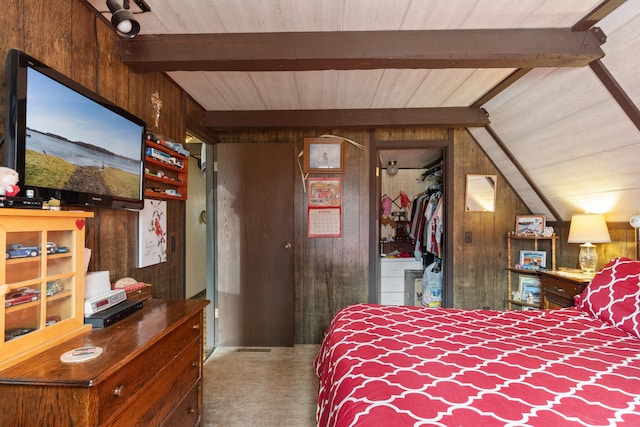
left=307, top=177, right=342, bottom=238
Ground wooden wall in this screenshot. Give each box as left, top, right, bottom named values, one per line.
left=3, top=1, right=635, bottom=344
left=212, top=128, right=526, bottom=342
left=0, top=0, right=201, bottom=298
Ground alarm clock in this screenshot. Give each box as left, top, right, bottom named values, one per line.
left=630, top=215, right=640, bottom=229
left=84, top=289, right=127, bottom=314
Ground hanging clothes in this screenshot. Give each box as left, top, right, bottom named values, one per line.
left=408, top=188, right=444, bottom=259
left=424, top=192, right=443, bottom=258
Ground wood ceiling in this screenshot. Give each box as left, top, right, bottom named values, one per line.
left=85, top=0, right=640, bottom=223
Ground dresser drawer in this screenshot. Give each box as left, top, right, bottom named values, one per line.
left=164, top=382, right=201, bottom=427
left=381, top=259, right=422, bottom=277
left=125, top=284, right=153, bottom=301
left=380, top=292, right=405, bottom=306
left=381, top=276, right=404, bottom=292
left=98, top=312, right=202, bottom=423
left=104, top=338, right=201, bottom=426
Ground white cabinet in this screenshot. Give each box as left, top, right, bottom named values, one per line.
left=380, top=258, right=422, bottom=305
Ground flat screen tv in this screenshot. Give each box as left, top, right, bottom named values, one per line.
left=3, top=48, right=145, bottom=210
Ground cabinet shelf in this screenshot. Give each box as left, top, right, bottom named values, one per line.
left=144, top=156, right=186, bottom=173
left=5, top=299, right=40, bottom=314
left=144, top=189, right=186, bottom=200
left=505, top=233, right=557, bottom=310
left=46, top=290, right=72, bottom=303
left=144, top=172, right=187, bottom=187
left=506, top=267, right=548, bottom=274
left=505, top=299, right=540, bottom=309
left=144, top=139, right=189, bottom=201
left=6, top=256, right=40, bottom=266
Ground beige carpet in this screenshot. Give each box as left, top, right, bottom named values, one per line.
left=202, top=345, right=320, bottom=427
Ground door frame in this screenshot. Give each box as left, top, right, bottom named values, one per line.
left=368, top=129, right=454, bottom=307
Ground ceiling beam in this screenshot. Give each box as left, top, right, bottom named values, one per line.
left=572, top=0, right=627, bottom=31
left=471, top=68, right=533, bottom=108
left=119, top=29, right=605, bottom=73
left=203, top=107, right=490, bottom=130
left=589, top=59, right=640, bottom=132
left=485, top=125, right=562, bottom=222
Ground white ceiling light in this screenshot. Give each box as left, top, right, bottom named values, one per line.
left=387, top=161, right=398, bottom=176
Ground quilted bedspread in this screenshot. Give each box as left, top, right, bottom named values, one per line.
left=314, top=304, right=640, bottom=427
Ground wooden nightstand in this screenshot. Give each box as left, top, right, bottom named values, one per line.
left=539, top=270, right=593, bottom=309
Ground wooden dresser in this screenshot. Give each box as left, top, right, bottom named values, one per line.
left=0, top=299, right=208, bottom=426
left=539, top=270, right=592, bottom=309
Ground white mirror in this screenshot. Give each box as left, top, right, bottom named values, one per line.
left=465, top=174, right=496, bottom=212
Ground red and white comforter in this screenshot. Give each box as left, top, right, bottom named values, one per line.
left=314, top=304, right=640, bottom=426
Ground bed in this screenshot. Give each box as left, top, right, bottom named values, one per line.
left=314, top=257, right=640, bottom=426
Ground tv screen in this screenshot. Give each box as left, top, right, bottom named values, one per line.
left=3, top=49, right=146, bottom=210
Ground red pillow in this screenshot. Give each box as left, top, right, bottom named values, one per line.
left=574, top=257, right=640, bottom=338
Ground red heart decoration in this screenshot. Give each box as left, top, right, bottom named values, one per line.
left=76, top=219, right=85, bottom=230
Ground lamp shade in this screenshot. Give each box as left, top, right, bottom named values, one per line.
left=567, top=214, right=611, bottom=244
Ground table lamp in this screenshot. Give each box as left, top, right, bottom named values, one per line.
left=567, top=213, right=611, bottom=274
left=631, top=214, right=640, bottom=260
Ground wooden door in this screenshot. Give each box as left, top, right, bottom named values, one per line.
left=216, top=142, right=295, bottom=346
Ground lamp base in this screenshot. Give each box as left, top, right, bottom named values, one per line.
left=578, top=243, right=598, bottom=274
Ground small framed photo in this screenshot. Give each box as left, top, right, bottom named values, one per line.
left=519, top=250, right=546, bottom=270
left=519, top=275, right=541, bottom=304
left=303, top=138, right=345, bottom=173
left=515, top=214, right=545, bottom=236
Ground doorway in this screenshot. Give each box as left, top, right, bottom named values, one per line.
left=369, top=134, right=454, bottom=308
left=184, top=131, right=214, bottom=353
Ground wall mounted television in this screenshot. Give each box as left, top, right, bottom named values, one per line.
left=3, top=48, right=146, bottom=210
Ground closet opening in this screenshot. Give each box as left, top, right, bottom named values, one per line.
left=369, top=135, right=454, bottom=309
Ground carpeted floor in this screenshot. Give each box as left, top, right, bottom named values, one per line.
left=202, top=345, right=320, bottom=427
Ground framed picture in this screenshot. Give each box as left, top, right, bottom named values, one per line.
left=515, top=214, right=545, bottom=236
left=519, top=275, right=541, bottom=304
left=519, top=250, right=546, bottom=270
left=303, top=137, right=345, bottom=173
left=137, top=199, right=167, bottom=268
left=307, top=178, right=342, bottom=238
left=308, top=178, right=341, bottom=207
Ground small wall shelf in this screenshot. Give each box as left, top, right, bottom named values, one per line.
left=144, top=138, right=189, bottom=201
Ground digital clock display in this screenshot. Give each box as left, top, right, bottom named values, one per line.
left=96, top=299, right=109, bottom=308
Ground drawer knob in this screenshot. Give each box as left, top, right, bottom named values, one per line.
left=554, top=286, right=565, bottom=293
left=188, top=407, right=196, bottom=415
left=192, top=323, right=200, bottom=330
left=113, top=385, right=126, bottom=397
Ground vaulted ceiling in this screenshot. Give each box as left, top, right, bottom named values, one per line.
left=86, top=0, right=640, bottom=223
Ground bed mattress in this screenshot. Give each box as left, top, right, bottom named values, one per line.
left=315, top=303, right=640, bottom=426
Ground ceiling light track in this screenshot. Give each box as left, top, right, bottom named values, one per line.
left=104, top=0, right=151, bottom=38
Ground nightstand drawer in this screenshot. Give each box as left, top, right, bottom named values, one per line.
left=540, top=271, right=590, bottom=309
left=541, top=278, right=582, bottom=297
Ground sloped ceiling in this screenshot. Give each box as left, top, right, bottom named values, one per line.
left=86, top=0, right=640, bottom=222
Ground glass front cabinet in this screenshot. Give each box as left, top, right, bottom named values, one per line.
left=0, top=209, right=93, bottom=370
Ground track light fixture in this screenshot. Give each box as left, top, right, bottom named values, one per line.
left=106, top=0, right=141, bottom=38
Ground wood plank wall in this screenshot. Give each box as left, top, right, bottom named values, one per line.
left=2, top=1, right=635, bottom=344
left=0, top=0, right=203, bottom=298
left=212, top=128, right=533, bottom=342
